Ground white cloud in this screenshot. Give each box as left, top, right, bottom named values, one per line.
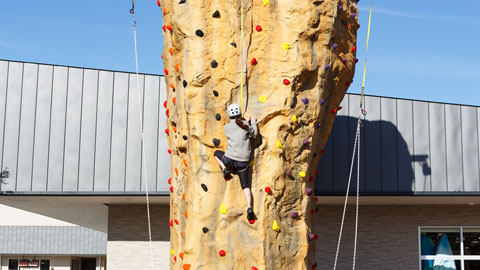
left=358, top=6, right=480, bottom=25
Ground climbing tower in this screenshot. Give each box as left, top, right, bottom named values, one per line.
left=161, top=0, right=358, bottom=269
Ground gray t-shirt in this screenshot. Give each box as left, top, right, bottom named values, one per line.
left=224, top=118, right=258, bottom=162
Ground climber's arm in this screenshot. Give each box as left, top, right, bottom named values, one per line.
left=247, top=117, right=258, bottom=138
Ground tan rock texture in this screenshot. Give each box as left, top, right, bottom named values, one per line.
left=161, top=0, right=358, bottom=269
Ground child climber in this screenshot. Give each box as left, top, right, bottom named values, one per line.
left=214, top=104, right=258, bottom=221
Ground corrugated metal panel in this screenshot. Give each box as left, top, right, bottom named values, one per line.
left=0, top=226, right=106, bottom=255
left=1, top=60, right=479, bottom=195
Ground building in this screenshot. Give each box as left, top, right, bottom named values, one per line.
left=0, top=59, right=479, bottom=269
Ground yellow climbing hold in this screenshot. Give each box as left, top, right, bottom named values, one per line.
left=171, top=249, right=175, bottom=255
left=263, top=0, right=269, bottom=6
left=220, top=203, right=227, bottom=214
left=281, top=43, right=290, bottom=50
left=249, top=160, right=255, bottom=166
left=275, top=140, right=283, bottom=148
left=259, top=95, right=268, bottom=103
left=292, top=114, right=297, bottom=123
left=272, top=220, right=280, bottom=232
left=299, top=171, right=306, bottom=178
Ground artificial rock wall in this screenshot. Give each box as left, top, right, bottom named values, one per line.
left=160, top=0, right=358, bottom=269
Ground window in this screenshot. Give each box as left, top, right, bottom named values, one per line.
left=419, top=227, right=480, bottom=270
left=9, top=259, right=18, bottom=270
left=40, top=260, right=50, bottom=270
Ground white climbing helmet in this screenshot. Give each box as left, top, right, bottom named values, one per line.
left=227, top=104, right=241, bottom=118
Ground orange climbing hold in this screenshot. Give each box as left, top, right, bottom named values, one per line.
left=174, top=64, right=180, bottom=71
left=169, top=47, right=174, bottom=55
left=163, top=7, right=167, bottom=14
left=172, top=97, right=176, bottom=104
left=180, top=232, right=184, bottom=237
left=182, top=264, right=191, bottom=270
left=170, top=83, right=175, bottom=90
left=175, top=168, right=179, bottom=176
left=183, top=159, right=188, bottom=167
left=166, top=25, right=173, bottom=32
left=182, top=193, right=185, bottom=200
left=179, top=252, right=184, bottom=259
left=184, top=211, right=188, bottom=218
left=172, top=126, right=177, bottom=133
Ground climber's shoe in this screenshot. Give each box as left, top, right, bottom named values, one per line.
left=247, top=207, right=255, bottom=220
left=222, top=168, right=231, bottom=179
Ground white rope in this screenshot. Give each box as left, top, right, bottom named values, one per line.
left=333, top=116, right=361, bottom=270
left=352, top=117, right=361, bottom=269
left=132, top=13, right=155, bottom=270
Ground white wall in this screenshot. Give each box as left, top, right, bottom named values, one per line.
left=0, top=204, right=76, bottom=226
left=0, top=255, right=106, bottom=270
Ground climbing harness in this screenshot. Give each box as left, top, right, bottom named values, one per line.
left=333, top=1, right=373, bottom=269
left=130, top=3, right=155, bottom=270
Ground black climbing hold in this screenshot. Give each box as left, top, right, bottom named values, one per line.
left=213, top=138, right=220, bottom=147
left=213, top=90, right=219, bottom=97
left=183, top=80, right=188, bottom=88
left=183, top=135, right=188, bottom=140
left=201, top=183, right=208, bottom=192
left=231, top=42, right=237, bottom=48
left=212, top=10, right=220, bottom=18
left=179, top=0, right=186, bottom=4
left=215, top=114, right=221, bottom=121
left=202, top=227, right=209, bottom=233
left=195, top=29, right=204, bottom=37
left=211, top=60, right=218, bottom=68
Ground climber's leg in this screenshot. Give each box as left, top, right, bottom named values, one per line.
left=243, top=187, right=252, bottom=208
left=214, top=150, right=231, bottom=178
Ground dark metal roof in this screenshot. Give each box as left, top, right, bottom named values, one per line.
left=0, top=226, right=106, bottom=255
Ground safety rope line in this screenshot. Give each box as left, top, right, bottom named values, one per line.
left=332, top=119, right=360, bottom=270
left=333, top=1, right=373, bottom=268
left=359, top=0, right=373, bottom=110
left=240, top=0, right=245, bottom=113
left=131, top=5, right=155, bottom=270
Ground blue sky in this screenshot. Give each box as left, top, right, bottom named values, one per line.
left=1, top=0, right=479, bottom=105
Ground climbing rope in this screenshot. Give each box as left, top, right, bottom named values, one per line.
left=333, top=1, right=373, bottom=269
left=131, top=3, right=155, bottom=270
left=240, top=0, right=245, bottom=113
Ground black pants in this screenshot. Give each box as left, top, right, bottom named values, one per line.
left=214, top=150, right=250, bottom=189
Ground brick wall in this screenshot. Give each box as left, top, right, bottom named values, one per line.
left=108, top=204, right=480, bottom=270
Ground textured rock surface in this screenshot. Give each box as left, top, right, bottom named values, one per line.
left=161, top=0, right=358, bottom=269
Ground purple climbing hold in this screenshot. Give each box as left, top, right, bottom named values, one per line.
left=301, top=98, right=308, bottom=104
left=341, top=57, right=347, bottom=64
left=320, top=98, right=325, bottom=105
left=303, top=138, right=309, bottom=145
left=306, top=187, right=313, bottom=196
left=325, top=64, right=331, bottom=70
left=313, top=153, right=318, bottom=158
left=309, top=233, right=315, bottom=241
left=338, top=5, right=342, bottom=11
left=316, top=122, right=321, bottom=129
left=333, top=43, right=338, bottom=50
left=290, top=212, right=299, bottom=218
left=351, top=13, right=356, bottom=18
left=287, top=170, right=292, bottom=176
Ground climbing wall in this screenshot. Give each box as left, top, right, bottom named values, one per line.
left=160, top=0, right=358, bottom=269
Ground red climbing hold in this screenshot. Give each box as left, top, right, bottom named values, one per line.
left=170, top=186, right=174, bottom=192
left=332, top=109, right=337, bottom=114
left=255, top=25, right=262, bottom=32
left=314, top=197, right=319, bottom=203
left=250, top=58, right=257, bottom=65
left=248, top=219, right=256, bottom=224
left=311, top=209, right=315, bottom=215
left=252, top=267, right=259, bottom=270
left=283, top=79, right=290, bottom=85
left=169, top=220, right=173, bottom=227
left=219, top=250, right=226, bottom=257
left=346, top=81, right=351, bottom=87
left=174, top=219, right=179, bottom=225
left=163, top=100, right=168, bottom=108
left=315, top=170, right=319, bottom=175
left=174, top=256, right=177, bottom=262
left=166, top=109, right=169, bottom=117
left=265, top=186, right=271, bottom=194
left=355, top=58, right=359, bottom=64
left=164, top=69, right=169, bottom=75
left=351, top=46, right=356, bottom=52
left=168, top=178, right=172, bottom=184
left=165, top=128, right=169, bottom=135
left=166, top=25, right=173, bottom=32
left=338, top=106, right=343, bottom=111
left=161, top=55, right=163, bottom=59
left=162, top=25, right=166, bottom=31
left=167, top=149, right=172, bottom=154
left=315, top=234, right=319, bottom=240
left=157, top=0, right=161, bottom=7
left=320, top=149, right=325, bottom=154
left=309, top=176, right=314, bottom=183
